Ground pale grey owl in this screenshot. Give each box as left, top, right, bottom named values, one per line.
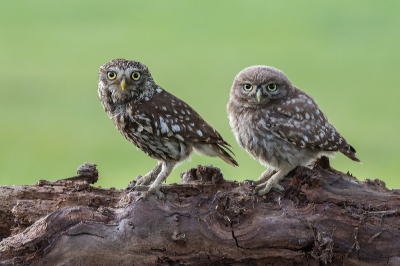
left=98, top=59, right=238, bottom=200
left=227, top=66, right=360, bottom=196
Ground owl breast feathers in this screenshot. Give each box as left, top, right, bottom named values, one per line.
left=98, top=59, right=237, bottom=200
left=227, top=65, right=360, bottom=195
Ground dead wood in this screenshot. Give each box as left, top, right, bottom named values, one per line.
left=1, top=158, right=400, bottom=266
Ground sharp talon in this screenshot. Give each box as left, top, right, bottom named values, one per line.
left=135, top=196, right=144, bottom=203
left=249, top=185, right=257, bottom=188
left=252, top=191, right=259, bottom=196
left=271, top=184, right=285, bottom=192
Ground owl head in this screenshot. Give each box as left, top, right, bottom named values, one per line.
left=230, top=66, right=293, bottom=107
left=99, top=59, right=156, bottom=102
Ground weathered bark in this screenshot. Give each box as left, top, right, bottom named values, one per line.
left=1, top=159, right=400, bottom=265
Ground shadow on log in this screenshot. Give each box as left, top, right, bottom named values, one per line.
left=1, top=158, right=400, bottom=265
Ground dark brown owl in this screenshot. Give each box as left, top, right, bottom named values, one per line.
left=227, top=66, right=360, bottom=196
left=98, top=59, right=238, bottom=200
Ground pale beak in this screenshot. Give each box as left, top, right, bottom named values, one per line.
left=120, top=79, right=126, bottom=90
left=256, top=88, right=262, bottom=102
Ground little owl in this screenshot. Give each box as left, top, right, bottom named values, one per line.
left=227, top=66, right=360, bottom=195
left=98, top=59, right=238, bottom=200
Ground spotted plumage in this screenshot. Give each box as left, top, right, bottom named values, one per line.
left=227, top=65, right=360, bottom=195
left=98, top=59, right=238, bottom=200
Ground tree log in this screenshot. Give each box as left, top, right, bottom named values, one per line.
left=1, top=158, right=400, bottom=265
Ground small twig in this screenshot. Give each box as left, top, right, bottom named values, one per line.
left=367, top=230, right=383, bottom=244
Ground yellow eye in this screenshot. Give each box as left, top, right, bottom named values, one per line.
left=131, top=72, right=140, bottom=81
left=243, top=84, right=253, bottom=91
left=267, top=84, right=277, bottom=91
left=107, top=71, right=117, bottom=80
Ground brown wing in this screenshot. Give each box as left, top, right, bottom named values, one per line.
left=258, top=89, right=355, bottom=155
left=126, top=88, right=232, bottom=149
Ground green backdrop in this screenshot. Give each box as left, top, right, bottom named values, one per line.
left=1, top=1, right=399, bottom=189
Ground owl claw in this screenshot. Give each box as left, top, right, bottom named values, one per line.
left=134, top=186, right=165, bottom=202
left=254, top=182, right=285, bottom=196
left=275, top=184, right=285, bottom=192
left=135, top=196, right=144, bottom=203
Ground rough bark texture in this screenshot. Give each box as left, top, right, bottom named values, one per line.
left=1, top=159, right=400, bottom=266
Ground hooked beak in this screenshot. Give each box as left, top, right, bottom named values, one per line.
left=120, top=79, right=126, bottom=90
left=256, top=88, right=262, bottom=102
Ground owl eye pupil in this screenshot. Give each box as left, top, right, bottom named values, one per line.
left=131, top=72, right=141, bottom=80
left=107, top=72, right=116, bottom=79
left=268, top=84, right=277, bottom=91
left=243, top=84, right=253, bottom=91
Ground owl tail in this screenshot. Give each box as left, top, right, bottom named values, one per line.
left=341, top=145, right=361, bottom=163
left=193, top=143, right=239, bottom=167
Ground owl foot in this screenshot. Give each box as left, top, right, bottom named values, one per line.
left=134, top=185, right=165, bottom=202
left=254, top=182, right=285, bottom=196
left=243, top=169, right=277, bottom=187
left=135, top=173, right=155, bottom=186
left=134, top=163, right=163, bottom=188
left=131, top=185, right=149, bottom=191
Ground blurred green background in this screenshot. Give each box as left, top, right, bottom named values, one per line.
left=1, top=1, right=399, bottom=189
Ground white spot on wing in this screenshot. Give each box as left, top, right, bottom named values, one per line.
left=171, top=125, right=180, bottom=132
left=196, top=130, right=203, bottom=137
left=159, top=117, right=169, bottom=134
